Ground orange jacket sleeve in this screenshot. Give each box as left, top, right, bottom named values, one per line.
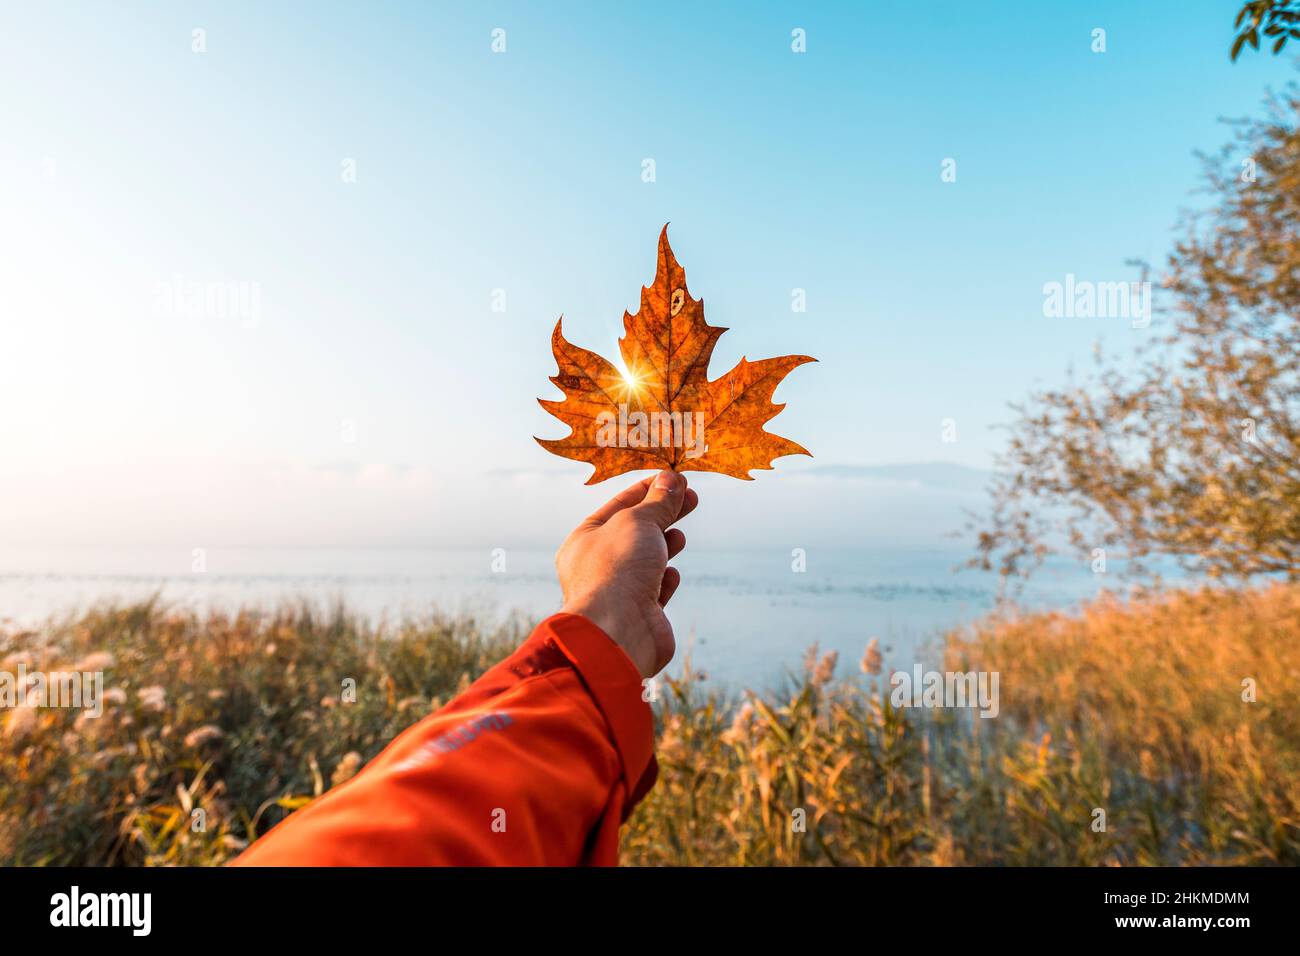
left=233, top=613, right=658, bottom=866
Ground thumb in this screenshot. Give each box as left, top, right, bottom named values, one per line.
left=634, top=470, right=685, bottom=530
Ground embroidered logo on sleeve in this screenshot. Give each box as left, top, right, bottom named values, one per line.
left=393, top=711, right=514, bottom=772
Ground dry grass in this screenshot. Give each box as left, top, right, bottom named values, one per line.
left=2, top=585, right=1297, bottom=866
left=0, top=600, right=523, bottom=865
left=624, top=583, right=1300, bottom=865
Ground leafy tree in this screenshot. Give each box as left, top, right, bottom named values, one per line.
left=973, top=88, right=1300, bottom=583
left=1232, top=1, right=1300, bottom=59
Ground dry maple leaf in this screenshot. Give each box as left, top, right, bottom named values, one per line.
left=536, top=226, right=815, bottom=484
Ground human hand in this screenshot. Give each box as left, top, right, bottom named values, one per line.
left=556, top=469, right=698, bottom=678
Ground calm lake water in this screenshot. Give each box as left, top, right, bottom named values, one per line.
left=0, top=546, right=1120, bottom=689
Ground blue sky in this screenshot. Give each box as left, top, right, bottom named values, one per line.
left=0, top=1, right=1287, bottom=550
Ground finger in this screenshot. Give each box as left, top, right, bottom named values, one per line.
left=658, top=566, right=681, bottom=606
left=665, top=528, right=686, bottom=559
left=633, top=470, right=687, bottom=530
left=678, top=487, right=699, bottom=522
left=584, top=476, right=652, bottom=525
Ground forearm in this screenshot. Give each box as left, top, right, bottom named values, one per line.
left=234, top=613, right=657, bottom=866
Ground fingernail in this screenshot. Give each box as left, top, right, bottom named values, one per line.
left=653, top=470, right=677, bottom=491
